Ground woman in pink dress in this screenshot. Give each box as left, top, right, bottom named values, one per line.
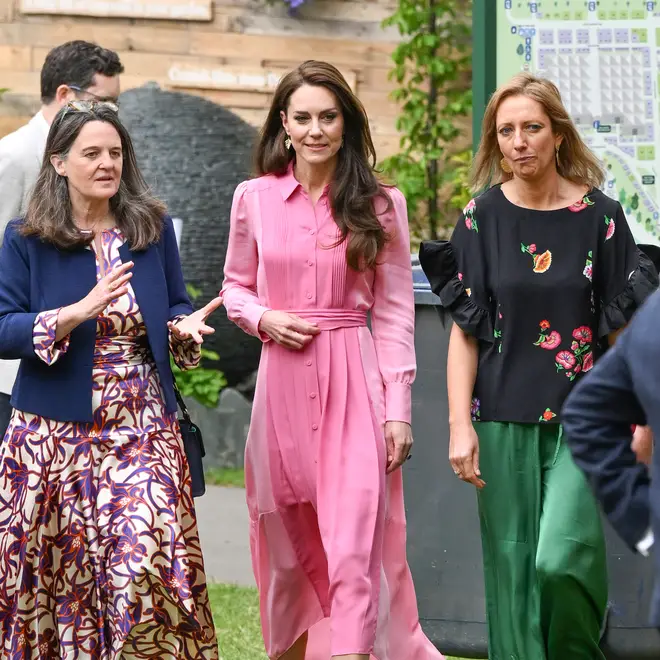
left=221, top=60, right=444, bottom=660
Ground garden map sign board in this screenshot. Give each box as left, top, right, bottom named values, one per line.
left=19, top=0, right=212, bottom=21
left=475, top=0, right=660, bottom=245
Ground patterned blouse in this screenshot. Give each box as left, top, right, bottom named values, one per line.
left=420, top=185, right=658, bottom=424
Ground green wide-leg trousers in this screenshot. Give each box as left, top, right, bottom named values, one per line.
left=475, top=422, right=608, bottom=660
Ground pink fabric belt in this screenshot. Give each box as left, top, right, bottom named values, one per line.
left=286, top=309, right=367, bottom=331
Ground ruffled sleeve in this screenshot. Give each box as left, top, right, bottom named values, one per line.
left=169, top=314, right=201, bottom=371
left=33, top=309, right=70, bottom=365
left=419, top=198, right=494, bottom=342
left=595, top=202, right=659, bottom=338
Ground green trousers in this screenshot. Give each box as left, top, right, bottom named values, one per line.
left=475, top=422, right=608, bottom=660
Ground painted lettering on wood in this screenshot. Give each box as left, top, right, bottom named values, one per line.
left=168, top=64, right=357, bottom=93
left=19, top=0, right=212, bottom=21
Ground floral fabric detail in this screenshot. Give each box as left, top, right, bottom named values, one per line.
left=534, top=320, right=562, bottom=350
left=568, top=194, right=595, bottom=212
left=539, top=408, right=557, bottom=422
left=583, top=251, right=593, bottom=282
left=463, top=198, right=478, bottom=232
left=605, top=215, right=616, bottom=241
left=494, top=308, right=503, bottom=353
left=0, top=229, right=217, bottom=657
left=33, top=309, right=71, bottom=365
left=555, top=325, right=594, bottom=381
left=521, top=243, right=552, bottom=273
left=471, top=397, right=481, bottom=421
left=169, top=314, right=202, bottom=370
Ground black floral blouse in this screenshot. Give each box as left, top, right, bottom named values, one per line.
left=419, top=185, right=658, bottom=424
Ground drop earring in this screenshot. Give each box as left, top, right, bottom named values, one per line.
left=284, top=135, right=292, bottom=150
left=555, top=144, right=560, bottom=167
left=500, top=157, right=512, bottom=174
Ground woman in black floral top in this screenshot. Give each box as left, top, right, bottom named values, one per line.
left=420, top=73, right=658, bottom=660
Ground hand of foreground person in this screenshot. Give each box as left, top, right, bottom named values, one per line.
left=79, top=261, right=134, bottom=320
left=632, top=424, right=654, bottom=466
left=258, top=311, right=320, bottom=349
left=168, top=296, right=223, bottom=344
left=449, top=422, right=486, bottom=488
left=385, top=421, right=413, bottom=474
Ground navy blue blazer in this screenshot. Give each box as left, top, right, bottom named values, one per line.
left=0, top=216, right=193, bottom=422
left=562, top=289, right=660, bottom=625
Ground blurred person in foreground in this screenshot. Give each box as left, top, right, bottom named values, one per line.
left=0, top=101, right=220, bottom=657
left=419, top=72, right=658, bottom=659
left=0, top=40, right=124, bottom=440
left=222, top=60, right=443, bottom=660
left=563, top=288, right=660, bottom=629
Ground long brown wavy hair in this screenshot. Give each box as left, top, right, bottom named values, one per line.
left=22, top=104, right=166, bottom=250
left=255, top=60, right=391, bottom=271
left=471, top=72, right=605, bottom=193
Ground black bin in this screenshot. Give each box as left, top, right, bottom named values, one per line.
left=405, top=257, right=660, bottom=659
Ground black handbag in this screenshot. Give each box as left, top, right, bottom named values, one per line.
left=173, top=383, right=206, bottom=498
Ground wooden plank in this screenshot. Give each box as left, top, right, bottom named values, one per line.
left=19, top=0, right=212, bottom=21
left=0, top=70, right=39, bottom=95
left=295, top=0, right=397, bottom=24
left=0, top=44, right=31, bottom=71
left=31, top=47, right=227, bottom=79
left=0, top=20, right=191, bottom=54
left=190, top=30, right=394, bottom=68
left=0, top=115, right=31, bottom=138
left=0, top=0, right=14, bottom=22
left=373, top=133, right=402, bottom=159
left=167, top=61, right=357, bottom=93
left=229, top=13, right=400, bottom=44
left=229, top=106, right=268, bottom=128
left=166, top=86, right=273, bottom=110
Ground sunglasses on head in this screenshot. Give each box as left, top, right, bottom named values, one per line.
left=64, top=99, right=120, bottom=114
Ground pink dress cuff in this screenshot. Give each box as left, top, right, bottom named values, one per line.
left=33, top=309, right=71, bottom=365
left=384, top=382, right=412, bottom=424
left=241, top=303, right=272, bottom=343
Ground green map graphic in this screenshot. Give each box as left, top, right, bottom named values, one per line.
left=497, top=0, right=660, bottom=243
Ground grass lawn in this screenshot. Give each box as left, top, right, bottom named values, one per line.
left=208, top=583, right=466, bottom=660
left=205, top=467, right=246, bottom=488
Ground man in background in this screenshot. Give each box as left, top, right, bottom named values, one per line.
left=562, top=290, right=659, bottom=628
left=0, top=40, right=124, bottom=436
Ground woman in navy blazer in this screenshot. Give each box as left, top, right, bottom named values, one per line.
left=0, top=101, right=220, bottom=657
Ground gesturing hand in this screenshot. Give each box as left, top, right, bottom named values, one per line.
left=385, top=421, right=413, bottom=474
left=258, top=311, right=320, bottom=350
left=79, top=261, right=134, bottom=320
left=168, top=296, right=223, bottom=345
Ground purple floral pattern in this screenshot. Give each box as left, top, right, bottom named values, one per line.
left=471, top=397, right=481, bottom=421
left=0, top=228, right=217, bottom=658
left=583, top=250, right=593, bottom=282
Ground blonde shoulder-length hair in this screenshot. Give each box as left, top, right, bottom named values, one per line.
left=471, top=72, right=605, bottom=194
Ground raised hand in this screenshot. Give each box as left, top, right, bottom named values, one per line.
left=79, top=261, right=134, bottom=320
left=168, top=296, right=223, bottom=345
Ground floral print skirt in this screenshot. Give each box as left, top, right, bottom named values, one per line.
left=0, top=344, right=218, bottom=658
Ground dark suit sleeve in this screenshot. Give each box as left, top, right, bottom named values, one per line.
left=161, top=215, right=193, bottom=320
left=0, top=222, right=39, bottom=359
left=562, top=329, right=650, bottom=551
